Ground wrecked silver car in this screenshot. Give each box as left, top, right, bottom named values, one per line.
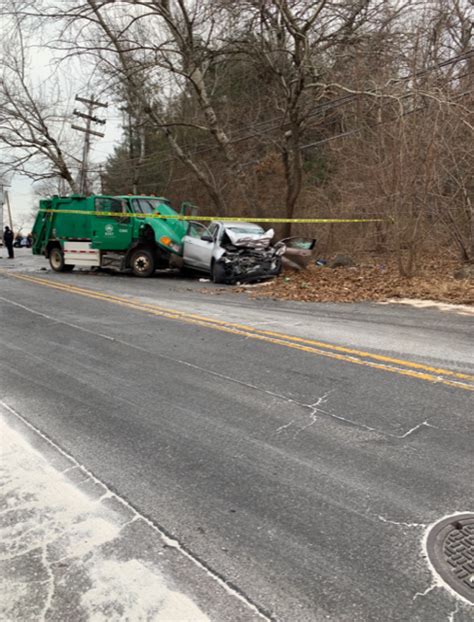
left=181, top=221, right=286, bottom=283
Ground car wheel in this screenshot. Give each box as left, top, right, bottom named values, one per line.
left=131, top=248, right=155, bottom=278
left=49, top=247, right=66, bottom=272
left=211, top=261, right=226, bottom=284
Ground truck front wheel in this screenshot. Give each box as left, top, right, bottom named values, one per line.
left=130, top=248, right=155, bottom=278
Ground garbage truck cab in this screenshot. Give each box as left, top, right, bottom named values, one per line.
left=32, top=194, right=191, bottom=277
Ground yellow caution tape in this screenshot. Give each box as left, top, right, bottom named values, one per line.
left=38, top=209, right=385, bottom=224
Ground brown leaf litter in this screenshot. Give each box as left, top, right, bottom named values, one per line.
left=235, top=257, right=474, bottom=305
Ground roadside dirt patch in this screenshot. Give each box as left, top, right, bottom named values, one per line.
left=236, top=257, right=474, bottom=305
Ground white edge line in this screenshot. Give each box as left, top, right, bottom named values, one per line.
left=0, top=399, right=273, bottom=622
left=0, top=296, right=115, bottom=341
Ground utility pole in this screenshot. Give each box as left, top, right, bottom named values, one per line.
left=0, top=189, right=16, bottom=257
left=98, top=165, right=105, bottom=194
left=0, top=183, right=4, bottom=257
left=72, top=95, right=108, bottom=195
left=0, top=180, right=11, bottom=257
left=119, top=104, right=137, bottom=193
left=119, top=103, right=145, bottom=194
left=5, top=190, right=13, bottom=230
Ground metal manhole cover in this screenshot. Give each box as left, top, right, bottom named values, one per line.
left=426, top=513, right=474, bottom=603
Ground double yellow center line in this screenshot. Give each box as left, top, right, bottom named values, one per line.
left=4, top=271, right=474, bottom=392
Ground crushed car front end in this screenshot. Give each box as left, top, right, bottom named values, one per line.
left=215, top=224, right=285, bottom=283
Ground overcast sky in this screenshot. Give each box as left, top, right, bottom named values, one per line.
left=3, top=112, right=122, bottom=233
left=0, top=11, right=123, bottom=233
left=5, top=115, right=122, bottom=233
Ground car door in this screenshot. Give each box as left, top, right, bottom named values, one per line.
left=182, top=222, right=216, bottom=270
left=279, top=237, right=317, bottom=269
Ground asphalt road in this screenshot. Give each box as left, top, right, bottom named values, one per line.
left=1, top=250, right=473, bottom=621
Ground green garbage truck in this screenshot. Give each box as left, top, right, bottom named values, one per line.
left=32, top=194, right=193, bottom=277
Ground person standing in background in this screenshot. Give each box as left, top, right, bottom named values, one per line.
left=3, top=226, right=14, bottom=259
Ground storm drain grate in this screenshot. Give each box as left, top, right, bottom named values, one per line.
left=426, top=513, right=474, bottom=603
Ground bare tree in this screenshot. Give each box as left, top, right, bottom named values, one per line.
left=0, top=10, right=79, bottom=192
left=6, top=0, right=471, bottom=273
left=230, top=0, right=397, bottom=236
left=35, top=0, right=255, bottom=213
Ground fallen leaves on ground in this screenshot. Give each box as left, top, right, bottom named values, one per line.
left=235, top=257, right=474, bottom=305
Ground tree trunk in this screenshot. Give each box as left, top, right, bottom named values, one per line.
left=281, top=123, right=303, bottom=238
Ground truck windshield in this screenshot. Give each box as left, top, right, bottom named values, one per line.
left=131, top=198, right=169, bottom=214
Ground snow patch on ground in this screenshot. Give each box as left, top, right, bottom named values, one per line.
left=82, top=559, right=208, bottom=621
left=0, top=415, right=208, bottom=621
left=382, top=298, right=474, bottom=315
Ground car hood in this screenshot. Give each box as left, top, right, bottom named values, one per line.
left=225, top=228, right=275, bottom=249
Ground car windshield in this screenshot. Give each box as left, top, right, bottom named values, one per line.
left=225, top=225, right=265, bottom=235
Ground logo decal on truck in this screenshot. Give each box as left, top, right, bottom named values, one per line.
left=105, top=224, right=114, bottom=236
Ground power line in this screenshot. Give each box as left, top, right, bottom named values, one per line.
left=240, top=82, right=474, bottom=169
left=159, top=49, right=474, bottom=160
left=96, top=79, right=472, bottom=191
left=156, top=50, right=474, bottom=159
left=94, top=49, right=473, bottom=178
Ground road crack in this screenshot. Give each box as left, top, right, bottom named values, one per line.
left=292, top=391, right=334, bottom=438
left=378, top=515, right=427, bottom=529
left=413, top=582, right=437, bottom=600
left=448, top=602, right=460, bottom=621
left=40, top=543, right=55, bottom=622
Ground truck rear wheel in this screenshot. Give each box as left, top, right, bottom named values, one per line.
left=49, top=247, right=65, bottom=272
left=49, top=247, right=74, bottom=272
left=130, top=248, right=155, bottom=278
